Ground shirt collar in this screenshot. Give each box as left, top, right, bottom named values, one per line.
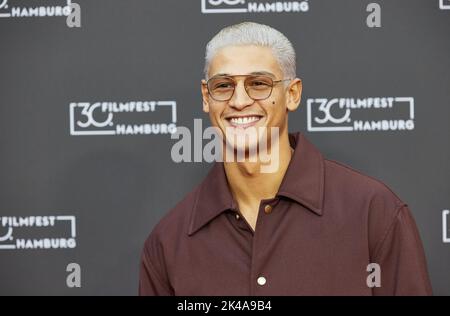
left=188, top=132, right=325, bottom=236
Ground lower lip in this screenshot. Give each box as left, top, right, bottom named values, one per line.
left=226, top=117, right=263, bottom=129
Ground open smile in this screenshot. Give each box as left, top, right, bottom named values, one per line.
left=224, top=115, right=264, bottom=129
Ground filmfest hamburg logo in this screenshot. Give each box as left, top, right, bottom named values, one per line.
left=307, top=97, right=415, bottom=132
left=201, top=0, right=309, bottom=14
left=69, top=101, right=177, bottom=136
left=0, top=0, right=71, bottom=18
left=0, top=215, right=76, bottom=250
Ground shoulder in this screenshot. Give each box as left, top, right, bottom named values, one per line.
left=324, top=158, right=406, bottom=209
left=142, top=162, right=225, bottom=255
left=323, top=158, right=410, bottom=252
left=143, top=185, right=199, bottom=252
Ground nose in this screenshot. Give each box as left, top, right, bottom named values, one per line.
left=228, top=80, right=254, bottom=110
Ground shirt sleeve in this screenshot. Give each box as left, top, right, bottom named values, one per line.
left=371, top=204, right=433, bottom=295
left=139, top=237, right=174, bottom=296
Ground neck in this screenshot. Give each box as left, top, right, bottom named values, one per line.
left=223, top=132, right=293, bottom=207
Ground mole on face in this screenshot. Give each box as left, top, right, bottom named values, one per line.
left=272, top=101, right=275, bottom=105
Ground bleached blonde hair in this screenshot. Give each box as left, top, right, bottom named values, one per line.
left=204, top=22, right=297, bottom=80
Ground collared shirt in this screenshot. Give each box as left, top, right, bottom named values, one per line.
left=139, top=132, right=432, bottom=296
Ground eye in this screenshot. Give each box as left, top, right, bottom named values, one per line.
left=216, top=83, right=233, bottom=89
left=248, top=79, right=271, bottom=88
left=251, top=81, right=268, bottom=86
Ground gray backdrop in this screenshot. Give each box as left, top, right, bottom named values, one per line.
left=0, top=0, right=449, bottom=295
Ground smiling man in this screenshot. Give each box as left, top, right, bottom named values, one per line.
left=139, top=22, right=432, bottom=296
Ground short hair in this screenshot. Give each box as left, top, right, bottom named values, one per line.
left=204, top=22, right=297, bottom=80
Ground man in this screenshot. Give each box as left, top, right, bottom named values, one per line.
left=139, top=22, right=432, bottom=295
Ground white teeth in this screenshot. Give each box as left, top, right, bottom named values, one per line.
left=229, top=116, right=260, bottom=125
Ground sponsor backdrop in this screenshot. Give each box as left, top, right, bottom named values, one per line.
left=0, top=0, right=449, bottom=295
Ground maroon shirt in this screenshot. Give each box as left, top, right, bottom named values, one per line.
left=139, top=132, right=432, bottom=295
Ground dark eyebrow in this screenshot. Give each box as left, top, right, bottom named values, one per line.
left=211, top=71, right=277, bottom=79
left=212, top=73, right=230, bottom=77
left=249, top=71, right=276, bottom=78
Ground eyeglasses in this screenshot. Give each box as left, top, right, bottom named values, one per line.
left=205, top=74, right=292, bottom=102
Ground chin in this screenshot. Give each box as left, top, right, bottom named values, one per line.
left=222, top=127, right=271, bottom=161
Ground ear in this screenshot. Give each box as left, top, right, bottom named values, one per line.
left=286, top=78, right=302, bottom=112
left=201, top=79, right=210, bottom=113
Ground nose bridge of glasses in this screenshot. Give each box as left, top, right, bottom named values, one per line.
left=231, top=78, right=254, bottom=103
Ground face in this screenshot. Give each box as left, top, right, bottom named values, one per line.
left=201, top=45, right=302, bottom=155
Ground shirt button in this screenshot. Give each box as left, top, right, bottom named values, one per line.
left=235, top=213, right=240, bottom=220
left=264, top=205, right=273, bottom=214
left=257, top=276, right=267, bottom=286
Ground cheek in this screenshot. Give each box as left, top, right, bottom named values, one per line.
left=270, top=91, right=286, bottom=107
left=267, top=98, right=287, bottom=123
left=208, top=104, right=225, bottom=122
